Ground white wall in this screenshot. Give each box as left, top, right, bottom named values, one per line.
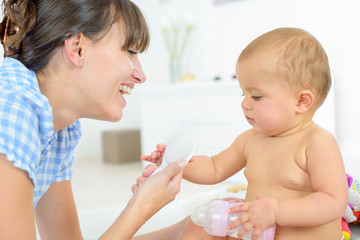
left=1, top=1, right=359, bottom=174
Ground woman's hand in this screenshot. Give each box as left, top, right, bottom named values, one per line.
left=131, top=160, right=186, bottom=218
left=134, top=142, right=196, bottom=193
left=131, top=163, right=157, bottom=193
left=100, top=160, right=186, bottom=240
left=227, top=196, right=278, bottom=240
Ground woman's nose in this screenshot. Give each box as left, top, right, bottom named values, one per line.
left=132, top=59, right=146, bottom=84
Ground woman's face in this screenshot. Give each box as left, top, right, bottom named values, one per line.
left=77, top=20, right=146, bottom=122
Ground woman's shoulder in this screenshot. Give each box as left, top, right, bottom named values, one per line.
left=0, top=58, right=53, bottom=122
left=0, top=58, right=54, bottom=146
left=0, top=58, right=38, bottom=90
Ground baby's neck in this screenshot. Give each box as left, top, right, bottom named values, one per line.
left=273, top=120, right=315, bottom=138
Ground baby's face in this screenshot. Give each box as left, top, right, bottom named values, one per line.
left=236, top=53, right=299, bottom=136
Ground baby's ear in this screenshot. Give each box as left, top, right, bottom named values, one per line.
left=295, top=89, right=314, bottom=113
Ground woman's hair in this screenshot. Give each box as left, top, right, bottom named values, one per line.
left=1, top=0, right=150, bottom=72
left=237, top=28, right=331, bottom=108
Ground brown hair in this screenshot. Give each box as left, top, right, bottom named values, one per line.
left=238, top=28, right=331, bottom=108
left=1, top=0, right=150, bottom=72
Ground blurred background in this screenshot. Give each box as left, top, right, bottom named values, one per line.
left=75, top=0, right=360, bottom=174
left=2, top=0, right=360, bottom=238
left=1, top=0, right=359, bottom=196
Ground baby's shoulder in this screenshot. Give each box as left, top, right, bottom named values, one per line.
left=231, top=129, right=256, bottom=148
left=304, top=123, right=338, bottom=147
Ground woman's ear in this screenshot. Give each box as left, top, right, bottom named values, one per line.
left=295, top=89, right=314, bottom=113
left=63, top=33, right=86, bottom=67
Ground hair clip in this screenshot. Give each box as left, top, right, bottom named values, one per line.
left=0, top=16, right=20, bottom=56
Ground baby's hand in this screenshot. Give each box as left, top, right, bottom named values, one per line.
left=227, top=196, right=278, bottom=240
left=140, top=143, right=196, bottom=165
left=140, top=143, right=166, bottom=165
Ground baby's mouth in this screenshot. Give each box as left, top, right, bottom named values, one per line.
left=246, top=116, right=255, bottom=125
left=119, top=85, right=132, bottom=95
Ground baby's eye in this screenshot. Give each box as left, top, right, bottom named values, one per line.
left=128, top=49, right=138, bottom=56
left=252, top=96, right=262, bottom=100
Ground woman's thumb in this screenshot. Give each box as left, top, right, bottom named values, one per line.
left=164, top=160, right=186, bottom=178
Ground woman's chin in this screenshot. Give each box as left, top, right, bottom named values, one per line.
left=109, top=112, right=123, bottom=122
left=102, top=108, right=124, bottom=122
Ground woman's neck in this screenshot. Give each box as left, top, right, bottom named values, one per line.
left=36, top=68, right=79, bottom=133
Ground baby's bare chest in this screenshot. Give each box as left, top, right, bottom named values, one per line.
left=244, top=137, right=312, bottom=197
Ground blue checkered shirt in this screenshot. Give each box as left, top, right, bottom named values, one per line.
left=0, top=57, right=82, bottom=209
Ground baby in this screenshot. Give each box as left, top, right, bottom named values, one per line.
left=141, top=28, right=348, bottom=240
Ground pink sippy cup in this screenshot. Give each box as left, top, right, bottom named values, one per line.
left=191, top=199, right=276, bottom=239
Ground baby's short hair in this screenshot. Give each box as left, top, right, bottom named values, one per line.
left=238, top=28, right=331, bottom=108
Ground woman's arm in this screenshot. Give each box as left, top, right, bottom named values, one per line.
left=1, top=155, right=184, bottom=240
left=35, top=181, right=83, bottom=240
left=36, top=159, right=185, bottom=240
left=100, top=160, right=185, bottom=239
left=0, top=154, right=36, bottom=239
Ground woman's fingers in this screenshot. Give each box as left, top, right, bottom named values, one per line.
left=166, top=160, right=186, bottom=188
left=157, top=160, right=186, bottom=200
left=132, top=159, right=185, bottom=195
left=131, top=184, right=138, bottom=193
left=133, top=160, right=185, bottom=214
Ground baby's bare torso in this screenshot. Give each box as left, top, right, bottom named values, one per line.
left=239, top=128, right=342, bottom=240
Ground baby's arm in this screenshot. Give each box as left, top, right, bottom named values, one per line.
left=182, top=129, right=253, bottom=185
left=275, top=130, right=348, bottom=226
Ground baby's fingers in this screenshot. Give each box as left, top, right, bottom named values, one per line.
left=227, top=212, right=249, bottom=230
left=228, top=202, right=249, bottom=214
left=140, top=151, right=161, bottom=163
left=236, top=222, right=253, bottom=239
left=251, top=228, right=263, bottom=240
left=156, top=143, right=166, bottom=152
left=143, top=164, right=158, bottom=177
left=150, top=150, right=162, bottom=160
left=140, top=154, right=150, bottom=161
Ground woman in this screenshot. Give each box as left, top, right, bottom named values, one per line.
left=0, top=0, right=185, bottom=239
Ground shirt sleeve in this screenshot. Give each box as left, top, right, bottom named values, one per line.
left=0, top=93, right=41, bottom=185
left=53, top=120, right=81, bottom=182
left=54, top=152, right=75, bottom=182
